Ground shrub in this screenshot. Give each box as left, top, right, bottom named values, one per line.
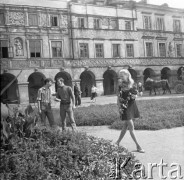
left=53, top=98, right=184, bottom=130
left=110, top=98, right=184, bottom=130
left=53, top=104, right=119, bottom=126
left=0, top=127, right=138, bottom=180
left=1, top=105, right=139, bottom=180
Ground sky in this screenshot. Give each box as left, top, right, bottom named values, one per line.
left=56, top=0, right=184, bottom=9
left=135, top=0, right=184, bottom=9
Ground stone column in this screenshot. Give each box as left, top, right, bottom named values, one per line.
left=18, top=82, right=29, bottom=104
left=170, top=70, right=178, bottom=88
left=5, top=8, right=9, bottom=25
left=137, top=75, right=144, bottom=84
left=95, top=78, right=104, bottom=96
left=50, top=82, right=57, bottom=107
left=72, top=79, right=81, bottom=91
left=24, top=8, right=29, bottom=27
left=50, top=82, right=56, bottom=94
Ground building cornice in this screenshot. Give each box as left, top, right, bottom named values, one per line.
left=70, top=12, right=137, bottom=20
left=136, top=3, right=184, bottom=14
left=69, top=2, right=134, bottom=10
left=137, top=29, right=184, bottom=35
left=0, top=3, right=67, bottom=12
left=1, top=58, right=184, bottom=70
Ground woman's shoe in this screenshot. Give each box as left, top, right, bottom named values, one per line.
left=137, top=148, right=145, bottom=153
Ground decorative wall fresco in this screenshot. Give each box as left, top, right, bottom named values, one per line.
left=1, top=58, right=183, bottom=70
left=40, top=13, right=47, bottom=27
left=9, top=12, right=25, bottom=25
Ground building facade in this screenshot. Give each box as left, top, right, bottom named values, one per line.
left=0, top=0, right=184, bottom=104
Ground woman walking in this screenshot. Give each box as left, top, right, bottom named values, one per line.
left=116, top=69, right=145, bottom=153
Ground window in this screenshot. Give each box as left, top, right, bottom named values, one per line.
left=173, top=20, right=181, bottom=32
left=156, top=17, right=164, bottom=31
left=159, top=43, right=166, bottom=57
left=125, top=21, right=131, bottom=30
left=126, top=44, right=134, bottom=57
left=0, top=13, right=5, bottom=25
left=112, top=44, right=120, bottom=57
left=29, top=40, right=41, bottom=57
left=0, top=40, right=8, bottom=58
left=176, top=44, right=182, bottom=57
left=143, top=16, right=152, bottom=30
left=51, top=41, right=62, bottom=57
left=28, top=13, right=38, bottom=26
left=109, top=19, right=117, bottom=29
left=94, top=18, right=101, bottom=29
left=79, top=43, right=88, bottom=58
left=78, top=17, right=85, bottom=28
left=95, top=44, right=104, bottom=58
left=145, top=42, right=153, bottom=57
left=50, top=15, right=58, bottom=26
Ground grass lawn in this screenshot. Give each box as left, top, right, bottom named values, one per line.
left=53, top=98, right=184, bottom=130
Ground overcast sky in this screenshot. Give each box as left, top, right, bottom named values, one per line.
left=135, top=0, right=184, bottom=9
left=58, top=0, right=184, bottom=9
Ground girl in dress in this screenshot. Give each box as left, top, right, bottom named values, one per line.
left=116, top=69, right=145, bottom=153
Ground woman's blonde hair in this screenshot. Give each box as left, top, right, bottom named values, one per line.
left=118, top=69, right=134, bottom=88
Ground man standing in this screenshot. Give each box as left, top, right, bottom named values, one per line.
left=55, top=77, right=77, bottom=131
left=74, top=82, right=81, bottom=106
left=85, top=86, right=88, bottom=97
left=37, top=78, right=55, bottom=127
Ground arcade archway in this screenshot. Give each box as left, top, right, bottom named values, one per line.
left=177, top=66, right=184, bottom=80
left=161, top=67, right=171, bottom=80
left=80, top=70, right=95, bottom=97
left=143, top=68, right=155, bottom=90
left=143, top=68, right=155, bottom=82
left=28, top=72, right=46, bottom=103
left=0, top=73, right=19, bottom=104
left=103, top=70, right=117, bottom=95
left=55, top=71, right=72, bottom=91
left=128, top=68, right=137, bottom=82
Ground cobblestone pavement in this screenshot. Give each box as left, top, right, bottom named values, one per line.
left=51, top=91, right=184, bottom=108
left=77, top=126, right=184, bottom=180
left=79, top=93, right=184, bottom=107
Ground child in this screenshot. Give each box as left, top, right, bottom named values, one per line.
left=116, top=69, right=145, bottom=153
left=138, top=82, right=143, bottom=96
left=91, top=85, right=97, bottom=103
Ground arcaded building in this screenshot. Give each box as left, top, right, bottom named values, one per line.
left=0, top=0, right=184, bottom=104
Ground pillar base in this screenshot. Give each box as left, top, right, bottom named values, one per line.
left=95, top=78, right=104, bottom=96
left=18, top=82, right=29, bottom=104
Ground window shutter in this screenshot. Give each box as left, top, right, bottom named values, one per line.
left=84, top=18, right=87, bottom=28
left=78, top=18, right=81, bottom=28
left=181, top=44, right=184, bottom=57
left=0, top=13, right=4, bottom=25
left=33, top=14, right=38, bottom=26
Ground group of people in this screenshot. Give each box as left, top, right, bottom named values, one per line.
left=37, top=70, right=145, bottom=153
left=37, top=77, right=77, bottom=131
left=36, top=78, right=98, bottom=131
